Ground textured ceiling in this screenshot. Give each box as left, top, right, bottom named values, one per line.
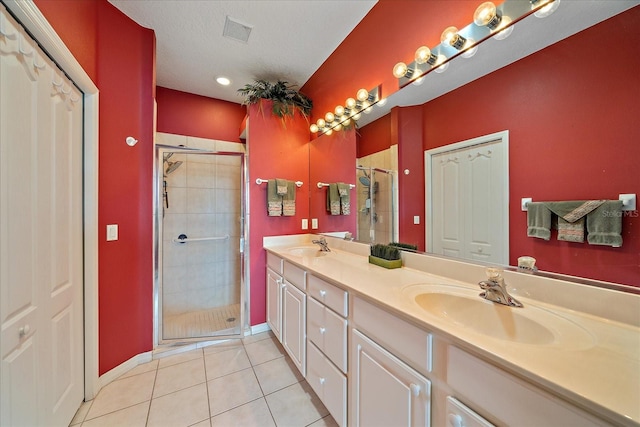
left=108, top=0, right=377, bottom=104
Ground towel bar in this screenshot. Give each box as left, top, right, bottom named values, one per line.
left=317, top=182, right=356, bottom=189
left=255, top=178, right=303, bottom=187
left=174, top=234, right=229, bottom=243
left=521, top=194, right=636, bottom=211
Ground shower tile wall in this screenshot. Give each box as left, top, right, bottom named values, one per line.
left=356, top=145, right=398, bottom=244
left=157, top=133, right=244, bottom=317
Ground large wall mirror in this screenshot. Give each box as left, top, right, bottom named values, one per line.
left=308, top=2, right=640, bottom=287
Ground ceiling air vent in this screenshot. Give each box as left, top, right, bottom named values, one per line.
left=223, top=16, right=253, bottom=44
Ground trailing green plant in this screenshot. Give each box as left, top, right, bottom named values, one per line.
left=238, top=79, right=313, bottom=120
left=370, top=244, right=400, bottom=261
left=389, top=242, right=418, bottom=252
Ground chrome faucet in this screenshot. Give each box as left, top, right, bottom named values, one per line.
left=311, top=237, right=331, bottom=252
left=478, top=268, right=523, bottom=308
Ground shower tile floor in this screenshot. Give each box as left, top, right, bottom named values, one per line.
left=163, top=304, right=241, bottom=339
left=70, top=331, right=337, bottom=427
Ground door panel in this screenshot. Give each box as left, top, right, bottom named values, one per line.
left=1, top=6, right=84, bottom=425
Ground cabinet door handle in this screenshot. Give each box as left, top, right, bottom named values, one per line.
left=319, top=377, right=325, bottom=385
left=319, top=290, right=326, bottom=298
left=409, top=383, right=421, bottom=397
left=447, top=413, right=463, bottom=427
left=319, top=327, right=326, bottom=334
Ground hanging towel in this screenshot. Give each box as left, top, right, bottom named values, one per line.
left=544, top=200, right=605, bottom=243
left=327, top=183, right=341, bottom=215
left=338, top=183, right=351, bottom=215
left=282, top=180, right=296, bottom=216
left=267, top=179, right=282, bottom=216
left=276, top=178, right=288, bottom=196
left=586, top=201, right=623, bottom=247
left=526, top=202, right=551, bottom=240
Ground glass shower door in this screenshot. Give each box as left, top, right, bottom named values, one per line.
left=158, top=148, right=245, bottom=343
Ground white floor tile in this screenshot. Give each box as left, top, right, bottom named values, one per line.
left=82, top=401, right=149, bottom=427
left=157, top=348, right=203, bottom=369
left=204, top=346, right=251, bottom=380
left=265, top=381, right=329, bottom=427
left=244, top=337, right=286, bottom=366
left=253, top=356, right=303, bottom=395
left=153, top=358, right=206, bottom=398
left=147, top=383, right=210, bottom=427
left=85, top=371, right=155, bottom=420
left=207, top=368, right=263, bottom=417
left=210, top=398, right=275, bottom=427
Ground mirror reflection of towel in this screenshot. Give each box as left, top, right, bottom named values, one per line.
left=545, top=200, right=605, bottom=243
left=327, top=183, right=341, bottom=215
left=587, top=201, right=623, bottom=247
left=338, top=183, right=350, bottom=215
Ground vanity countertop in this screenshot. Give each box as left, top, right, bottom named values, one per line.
left=264, top=239, right=640, bottom=427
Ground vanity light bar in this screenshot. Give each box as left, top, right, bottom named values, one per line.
left=311, top=86, right=381, bottom=136
left=392, top=0, right=560, bottom=88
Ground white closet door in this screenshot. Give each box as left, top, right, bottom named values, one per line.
left=429, top=137, right=507, bottom=265
left=0, top=6, right=84, bottom=426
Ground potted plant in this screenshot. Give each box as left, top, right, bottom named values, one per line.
left=238, top=79, right=313, bottom=121
left=369, top=244, right=403, bottom=269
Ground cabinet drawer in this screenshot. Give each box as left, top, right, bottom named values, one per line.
left=307, top=341, right=347, bottom=427
left=283, top=261, right=306, bottom=291
left=307, top=297, right=348, bottom=373
left=446, top=397, right=494, bottom=427
left=352, top=296, right=432, bottom=375
left=308, top=274, right=348, bottom=316
left=266, top=252, right=283, bottom=275
left=447, top=346, right=608, bottom=426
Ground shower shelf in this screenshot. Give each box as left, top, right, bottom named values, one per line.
left=173, top=234, right=229, bottom=243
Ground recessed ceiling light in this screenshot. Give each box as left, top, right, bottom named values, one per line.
left=216, top=76, right=231, bottom=86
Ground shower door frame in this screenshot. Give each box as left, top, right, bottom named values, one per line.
left=154, top=144, right=249, bottom=347
left=356, top=165, right=397, bottom=244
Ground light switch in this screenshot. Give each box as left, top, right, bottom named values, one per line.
left=106, top=224, right=118, bottom=241
left=302, top=219, right=309, bottom=230
left=413, top=216, right=420, bottom=225
left=311, top=218, right=318, bottom=229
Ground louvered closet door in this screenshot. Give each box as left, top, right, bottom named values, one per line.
left=0, top=5, right=84, bottom=426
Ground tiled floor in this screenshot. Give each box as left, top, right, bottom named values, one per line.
left=70, top=332, right=337, bottom=427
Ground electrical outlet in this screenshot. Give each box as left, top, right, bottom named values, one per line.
left=106, top=224, right=118, bottom=241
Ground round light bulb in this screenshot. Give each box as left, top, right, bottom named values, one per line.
left=334, top=123, right=343, bottom=131
left=393, top=62, right=408, bottom=78
left=356, top=88, right=369, bottom=102
left=352, top=112, right=361, bottom=121
left=317, top=118, right=326, bottom=128
left=474, top=2, right=500, bottom=29
left=345, top=98, right=356, bottom=109
left=325, top=112, right=335, bottom=123
left=310, top=124, right=319, bottom=133
left=342, top=118, right=351, bottom=126
left=335, top=105, right=345, bottom=116
left=441, top=26, right=459, bottom=45
left=360, top=100, right=370, bottom=112
left=325, top=129, right=333, bottom=136
left=414, top=46, right=432, bottom=64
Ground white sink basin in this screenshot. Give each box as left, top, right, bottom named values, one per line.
left=286, top=246, right=328, bottom=257
left=403, top=284, right=594, bottom=349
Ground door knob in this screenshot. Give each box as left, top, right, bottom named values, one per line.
left=19, top=324, right=31, bottom=337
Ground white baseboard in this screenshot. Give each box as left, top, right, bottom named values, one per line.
left=249, top=322, right=270, bottom=335
left=96, top=351, right=153, bottom=393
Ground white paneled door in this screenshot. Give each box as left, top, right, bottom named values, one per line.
left=427, top=133, right=509, bottom=265
left=1, top=5, right=84, bottom=426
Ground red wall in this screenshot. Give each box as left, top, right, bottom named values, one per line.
left=247, top=102, right=310, bottom=325
left=36, top=0, right=156, bottom=374
left=357, top=114, right=392, bottom=159
left=310, top=130, right=358, bottom=234
left=417, top=9, right=640, bottom=285
left=302, top=0, right=481, bottom=131
left=156, top=87, right=246, bottom=142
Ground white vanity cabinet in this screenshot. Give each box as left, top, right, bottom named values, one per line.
left=306, top=275, right=349, bottom=426
left=350, top=296, right=432, bottom=427
left=281, top=261, right=307, bottom=376
left=266, top=267, right=283, bottom=340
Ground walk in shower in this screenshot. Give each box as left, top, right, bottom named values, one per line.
left=155, top=141, right=247, bottom=344
left=356, top=165, right=398, bottom=244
